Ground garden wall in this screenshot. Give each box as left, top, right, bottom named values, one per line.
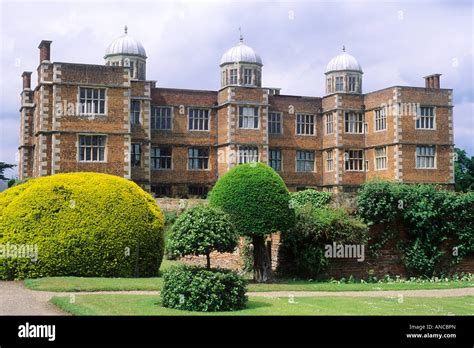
left=158, top=196, right=474, bottom=278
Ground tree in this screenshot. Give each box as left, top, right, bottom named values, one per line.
left=209, top=163, right=295, bottom=282
left=167, top=205, right=238, bottom=269
left=0, top=162, right=15, bottom=180
left=454, top=148, right=474, bottom=192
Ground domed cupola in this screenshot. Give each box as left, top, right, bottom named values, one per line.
left=325, top=46, right=363, bottom=95
left=220, top=32, right=263, bottom=88
left=104, top=26, right=147, bottom=80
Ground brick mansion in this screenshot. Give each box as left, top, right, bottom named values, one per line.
left=18, top=28, right=455, bottom=197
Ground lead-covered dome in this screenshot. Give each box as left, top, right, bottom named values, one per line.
left=325, top=50, right=362, bottom=74
left=220, top=38, right=262, bottom=66
left=104, top=26, right=146, bottom=58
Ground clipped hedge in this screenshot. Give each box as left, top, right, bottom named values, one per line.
left=289, top=189, right=332, bottom=210
left=161, top=265, right=247, bottom=312
left=0, top=172, right=165, bottom=279
left=278, top=207, right=368, bottom=279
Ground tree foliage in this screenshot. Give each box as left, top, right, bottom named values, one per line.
left=289, top=189, right=332, bottom=210
left=0, top=162, right=15, bottom=180
left=209, top=163, right=295, bottom=282
left=167, top=205, right=238, bottom=269
left=278, top=206, right=368, bottom=279
left=454, top=148, right=474, bottom=192
left=357, top=180, right=474, bottom=277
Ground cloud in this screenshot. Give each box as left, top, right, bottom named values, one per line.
left=0, top=0, right=472, bottom=161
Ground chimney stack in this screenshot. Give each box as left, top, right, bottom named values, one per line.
left=21, top=71, right=32, bottom=90
left=38, top=40, right=52, bottom=63
left=424, top=74, right=441, bottom=89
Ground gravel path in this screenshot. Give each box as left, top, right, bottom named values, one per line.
left=0, top=281, right=68, bottom=316
left=0, top=281, right=472, bottom=315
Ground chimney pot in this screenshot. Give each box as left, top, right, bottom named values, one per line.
left=424, top=74, right=442, bottom=89
left=38, top=40, right=52, bottom=63
left=21, top=71, right=32, bottom=90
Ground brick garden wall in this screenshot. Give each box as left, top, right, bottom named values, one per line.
left=156, top=195, right=474, bottom=278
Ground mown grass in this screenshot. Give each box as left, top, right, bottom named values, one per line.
left=51, top=294, right=474, bottom=316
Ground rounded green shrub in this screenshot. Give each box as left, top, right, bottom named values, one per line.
left=289, top=189, right=332, bottom=210
left=209, top=163, right=294, bottom=237
left=161, top=265, right=247, bottom=312
left=0, top=172, right=165, bottom=279
left=208, top=163, right=294, bottom=281
left=167, top=205, right=238, bottom=269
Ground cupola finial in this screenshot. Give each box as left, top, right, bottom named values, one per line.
left=342, top=45, right=346, bottom=52
left=124, top=25, right=128, bottom=35
left=239, top=27, right=243, bottom=42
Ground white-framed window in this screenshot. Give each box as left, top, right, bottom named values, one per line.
left=296, top=113, right=315, bottom=135
left=238, top=146, right=258, bottom=164
left=335, top=77, right=343, bottom=92
left=325, top=113, right=334, bottom=134
left=296, top=150, right=315, bottom=172
left=151, top=147, right=172, bottom=170
left=79, top=87, right=106, bottom=115
left=375, top=146, right=387, bottom=170
left=326, top=150, right=334, bottom=172
left=269, top=148, right=282, bottom=171
left=269, top=112, right=282, bottom=134
left=345, top=112, right=364, bottom=133
left=130, top=100, right=140, bottom=125
left=244, top=68, right=253, bottom=85
left=348, top=76, right=356, bottom=92
left=131, top=143, right=141, bottom=167
left=345, top=150, right=364, bottom=171
left=230, top=69, right=238, bottom=85
left=327, top=78, right=332, bottom=93
left=239, top=106, right=259, bottom=129
left=375, top=108, right=387, bottom=131
left=151, top=106, right=172, bottom=130
left=78, top=135, right=106, bottom=162
left=416, top=145, right=436, bottom=169
left=188, top=108, right=209, bottom=131
left=221, top=71, right=226, bottom=86
left=416, top=106, right=435, bottom=129
left=188, top=147, right=209, bottom=170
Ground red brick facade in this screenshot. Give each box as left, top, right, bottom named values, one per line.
left=19, top=39, right=455, bottom=196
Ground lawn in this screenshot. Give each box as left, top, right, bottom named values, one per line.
left=50, top=294, right=474, bottom=316
left=26, top=276, right=474, bottom=293
left=24, top=259, right=474, bottom=293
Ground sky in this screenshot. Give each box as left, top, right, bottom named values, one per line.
left=0, top=0, right=473, bottom=179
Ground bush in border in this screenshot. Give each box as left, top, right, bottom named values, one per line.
left=161, top=265, right=247, bottom=312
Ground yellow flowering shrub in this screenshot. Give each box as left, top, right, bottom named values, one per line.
left=0, top=172, right=164, bottom=279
